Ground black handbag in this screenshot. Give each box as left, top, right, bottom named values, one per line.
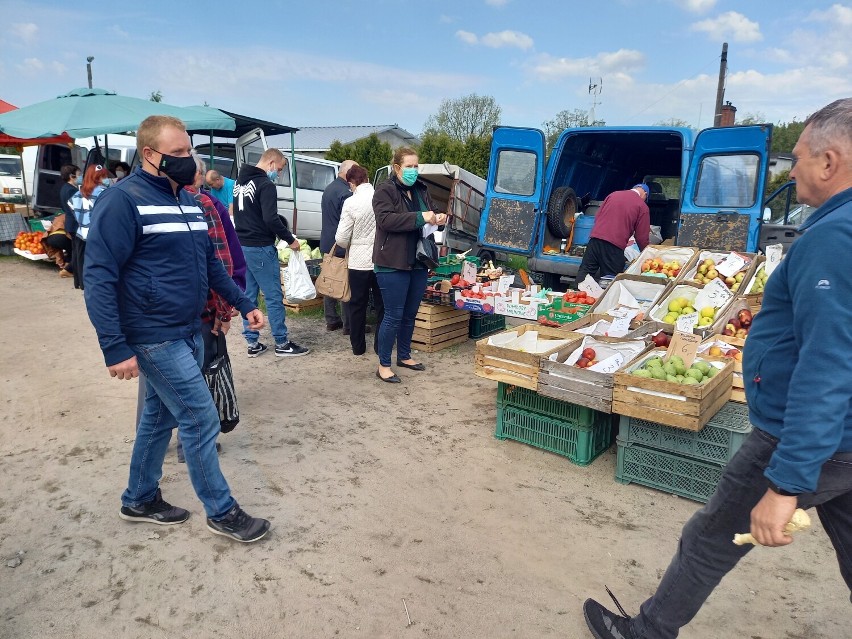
left=416, top=233, right=439, bottom=269
left=203, top=332, right=240, bottom=433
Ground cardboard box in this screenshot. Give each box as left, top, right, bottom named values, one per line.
left=536, top=298, right=593, bottom=325
left=474, top=324, right=579, bottom=391
left=588, top=274, right=671, bottom=321
left=454, top=282, right=497, bottom=314
left=493, top=286, right=553, bottom=320
left=612, top=349, right=734, bottom=431
left=681, top=249, right=759, bottom=293
left=539, top=336, right=652, bottom=412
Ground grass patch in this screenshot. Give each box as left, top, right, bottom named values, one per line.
left=502, top=255, right=529, bottom=272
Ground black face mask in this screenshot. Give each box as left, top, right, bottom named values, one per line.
left=147, top=150, right=197, bottom=187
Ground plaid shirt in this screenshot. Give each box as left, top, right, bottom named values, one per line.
left=185, top=186, right=234, bottom=323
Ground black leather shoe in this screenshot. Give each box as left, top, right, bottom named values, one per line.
left=396, top=360, right=426, bottom=371
left=326, top=321, right=343, bottom=331
left=376, top=370, right=401, bottom=383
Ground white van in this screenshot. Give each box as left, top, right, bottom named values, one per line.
left=0, top=154, right=25, bottom=203
left=198, top=128, right=339, bottom=241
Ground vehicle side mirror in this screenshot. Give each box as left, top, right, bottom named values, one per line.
left=762, top=207, right=771, bottom=222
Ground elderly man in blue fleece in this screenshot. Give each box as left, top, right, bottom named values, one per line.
left=584, top=97, right=852, bottom=638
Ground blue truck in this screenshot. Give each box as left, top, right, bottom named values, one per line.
left=476, top=124, right=801, bottom=288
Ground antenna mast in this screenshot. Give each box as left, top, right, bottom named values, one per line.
left=589, top=77, right=603, bottom=125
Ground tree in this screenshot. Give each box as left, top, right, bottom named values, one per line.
left=423, top=94, right=501, bottom=142
left=149, top=90, right=163, bottom=103
left=738, top=111, right=766, bottom=125
left=542, top=108, right=599, bottom=155
left=415, top=131, right=491, bottom=179
left=325, top=133, right=393, bottom=182
left=771, top=119, right=807, bottom=154
left=655, top=117, right=691, bottom=127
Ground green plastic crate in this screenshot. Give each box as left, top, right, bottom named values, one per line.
left=27, top=216, right=53, bottom=232
left=433, top=255, right=481, bottom=276
left=469, top=312, right=506, bottom=338
left=496, top=404, right=613, bottom=466
left=617, top=401, right=751, bottom=465
left=497, top=382, right=598, bottom=427
left=615, top=439, right=723, bottom=503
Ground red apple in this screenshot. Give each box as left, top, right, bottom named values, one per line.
left=582, top=348, right=597, bottom=360
left=576, top=357, right=590, bottom=368
left=728, top=317, right=741, bottom=330
left=738, top=309, right=753, bottom=327
left=651, top=332, right=668, bottom=347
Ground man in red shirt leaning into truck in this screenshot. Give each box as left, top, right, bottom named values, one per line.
left=575, top=183, right=650, bottom=285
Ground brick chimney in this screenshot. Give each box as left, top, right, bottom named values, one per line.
left=720, top=101, right=737, bottom=127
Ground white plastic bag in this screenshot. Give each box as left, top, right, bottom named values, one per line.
left=282, top=251, right=316, bottom=303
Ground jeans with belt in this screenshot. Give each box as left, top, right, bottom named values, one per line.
left=631, top=427, right=852, bottom=638
left=124, top=332, right=235, bottom=519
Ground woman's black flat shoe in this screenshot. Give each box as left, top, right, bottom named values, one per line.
left=396, top=360, right=426, bottom=371
left=376, top=370, right=402, bottom=383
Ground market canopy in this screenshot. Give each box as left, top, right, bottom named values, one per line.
left=0, top=99, right=73, bottom=146
left=186, top=108, right=298, bottom=138
left=0, top=88, right=236, bottom=139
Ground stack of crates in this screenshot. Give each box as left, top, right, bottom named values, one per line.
left=615, top=401, right=751, bottom=503
left=469, top=312, right=505, bottom=339
left=495, top=383, right=615, bottom=466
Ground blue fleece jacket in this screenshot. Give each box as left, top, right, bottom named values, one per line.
left=83, top=167, right=255, bottom=367
left=743, top=186, right=852, bottom=493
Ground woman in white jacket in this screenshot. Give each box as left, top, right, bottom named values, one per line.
left=335, top=165, right=384, bottom=356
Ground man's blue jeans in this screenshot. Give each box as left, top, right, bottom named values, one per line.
left=242, top=245, right=288, bottom=345
left=631, top=428, right=852, bottom=638
left=376, top=268, right=428, bottom=367
left=123, top=333, right=235, bottom=519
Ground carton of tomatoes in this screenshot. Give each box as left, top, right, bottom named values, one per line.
left=454, top=281, right=496, bottom=313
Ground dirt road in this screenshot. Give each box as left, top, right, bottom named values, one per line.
left=0, top=257, right=846, bottom=638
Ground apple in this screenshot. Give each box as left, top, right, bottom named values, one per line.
left=582, top=347, right=597, bottom=360
left=709, top=346, right=723, bottom=356
left=651, top=332, right=669, bottom=347
left=723, top=325, right=735, bottom=336
left=576, top=357, right=590, bottom=368
left=728, top=317, right=742, bottom=330
left=738, top=309, right=753, bottom=327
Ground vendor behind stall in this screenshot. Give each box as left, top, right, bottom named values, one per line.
left=41, top=214, right=73, bottom=278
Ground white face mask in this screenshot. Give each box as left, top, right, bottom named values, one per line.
left=115, top=170, right=126, bottom=179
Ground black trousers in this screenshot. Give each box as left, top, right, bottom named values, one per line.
left=575, top=237, right=626, bottom=285
left=348, top=269, right=383, bottom=356
left=71, top=237, right=86, bottom=289
left=44, top=233, right=72, bottom=268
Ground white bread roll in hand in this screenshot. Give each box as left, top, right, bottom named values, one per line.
left=733, top=508, right=811, bottom=546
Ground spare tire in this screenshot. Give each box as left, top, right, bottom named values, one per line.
left=546, top=186, right=580, bottom=238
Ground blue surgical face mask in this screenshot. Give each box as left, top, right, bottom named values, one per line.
left=267, top=170, right=279, bottom=182
left=101, top=178, right=112, bottom=186
left=75, top=175, right=83, bottom=185
left=401, top=167, right=418, bottom=186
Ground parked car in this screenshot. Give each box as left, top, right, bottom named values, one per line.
left=0, top=154, right=25, bottom=204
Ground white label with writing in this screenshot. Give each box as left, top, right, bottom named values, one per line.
left=715, top=252, right=748, bottom=278
left=765, top=244, right=783, bottom=276
left=578, top=275, right=604, bottom=299
left=497, top=274, right=514, bottom=293
left=462, top=261, right=478, bottom=284
left=676, top=311, right=700, bottom=333
left=607, top=316, right=632, bottom=338
left=694, top=278, right=733, bottom=310
left=665, top=330, right=702, bottom=367
left=588, top=352, right=625, bottom=373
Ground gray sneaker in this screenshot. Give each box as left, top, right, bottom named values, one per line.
left=119, top=489, right=190, bottom=525
left=207, top=504, right=270, bottom=543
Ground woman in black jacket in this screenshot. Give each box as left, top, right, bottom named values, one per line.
left=371, top=147, right=447, bottom=383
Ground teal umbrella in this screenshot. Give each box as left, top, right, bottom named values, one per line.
left=0, top=87, right=235, bottom=139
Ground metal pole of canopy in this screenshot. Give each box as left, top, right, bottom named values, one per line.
left=290, top=130, right=298, bottom=233
left=209, top=132, right=214, bottom=170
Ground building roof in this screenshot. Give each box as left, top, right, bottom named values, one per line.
left=267, top=125, right=419, bottom=151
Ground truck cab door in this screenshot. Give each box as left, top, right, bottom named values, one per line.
left=234, top=127, right=267, bottom=171
left=678, top=124, right=772, bottom=252
left=478, top=126, right=545, bottom=255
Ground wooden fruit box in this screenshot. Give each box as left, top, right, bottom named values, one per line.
left=624, top=244, right=700, bottom=285
left=647, top=282, right=738, bottom=339
left=612, top=349, right=734, bottom=431
left=700, top=334, right=746, bottom=404
left=474, top=324, right=579, bottom=391
left=696, top=296, right=752, bottom=341
left=539, top=336, right=653, bottom=413
left=588, top=273, right=671, bottom=321
left=560, top=313, right=644, bottom=336
left=412, top=304, right=470, bottom=352
left=742, top=256, right=767, bottom=313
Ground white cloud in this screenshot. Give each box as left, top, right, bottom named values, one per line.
left=19, top=58, right=44, bottom=72
left=12, top=22, right=38, bottom=43
left=485, top=0, right=509, bottom=7
left=455, top=30, right=478, bottom=45
left=682, top=0, right=716, bottom=13
left=481, top=30, right=533, bottom=50
left=807, top=3, right=852, bottom=26
left=532, top=49, right=645, bottom=81
left=690, top=11, right=762, bottom=43
left=110, top=25, right=129, bottom=38
left=51, top=61, right=66, bottom=74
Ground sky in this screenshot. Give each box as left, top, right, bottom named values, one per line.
left=2, top=0, right=851, bottom=137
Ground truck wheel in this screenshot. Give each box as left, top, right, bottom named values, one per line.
left=476, top=248, right=495, bottom=265
left=547, top=187, right=580, bottom=238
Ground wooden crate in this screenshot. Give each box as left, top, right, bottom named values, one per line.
left=612, top=350, right=734, bottom=431
left=411, top=304, right=470, bottom=352
left=588, top=273, right=671, bottom=321
left=701, top=334, right=746, bottom=405
left=282, top=295, right=324, bottom=313
left=474, top=324, right=579, bottom=391
left=539, top=337, right=653, bottom=413
left=623, top=244, right=700, bottom=285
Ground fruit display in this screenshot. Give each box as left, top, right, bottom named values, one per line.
left=13, top=231, right=47, bottom=255
left=631, top=355, right=720, bottom=385
left=722, top=309, right=753, bottom=339
left=690, top=257, right=750, bottom=291
left=640, top=257, right=681, bottom=279
left=708, top=344, right=742, bottom=362
left=562, top=290, right=596, bottom=306
left=748, top=265, right=769, bottom=294
left=660, top=296, right=717, bottom=327
left=650, top=331, right=672, bottom=348
left=574, top=347, right=599, bottom=369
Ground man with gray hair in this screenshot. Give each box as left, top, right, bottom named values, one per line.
left=583, top=98, right=852, bottom=638
left=321, top=159, right=359, bottom=332
left=205, top=168, right=236, bottom=216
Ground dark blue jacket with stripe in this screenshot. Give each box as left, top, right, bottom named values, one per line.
left=83, top=167, right=255, bottom=366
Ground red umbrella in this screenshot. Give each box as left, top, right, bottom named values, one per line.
left=0, top=99, right=73, bottom=146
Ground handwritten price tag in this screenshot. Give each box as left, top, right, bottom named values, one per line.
left=462, top=261, right=478, bottom=284
left=676, top=311, right=699, bottom=333
left=694, top=278, right=733, bottom=310
left=715, top=252, right=748, bottom=278
left=765, top=244, right=783, bottom=276
left=665, top=330, right=701, bottom=367
left=497, top=274, right=514, bottom=294
left=589, top=352, right=625, bottom=373
left=578, top=275, right=604, bottom=299
left=607, top=316, right=632, bottom=337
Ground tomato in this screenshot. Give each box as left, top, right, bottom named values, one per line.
left=450, top=273, right=461, bottom=285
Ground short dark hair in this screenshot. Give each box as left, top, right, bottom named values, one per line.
left=346, top=165, right=369, bottom=186
left=115, top=161, right=131, bottom=172
left=61, top=164, right=80, bottom=182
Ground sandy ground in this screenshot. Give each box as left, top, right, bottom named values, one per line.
left=0, top=256, right=848, bottom=639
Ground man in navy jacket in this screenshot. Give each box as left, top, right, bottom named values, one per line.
left=84, top=115, right=271, bottom=543
left=584, top=98, right=852, bottom=638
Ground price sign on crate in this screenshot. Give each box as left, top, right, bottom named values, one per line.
left=462, top=260, right=478, bottom=284
left=608, top=309, right=638, bottom=337
left=665, top=330, right=701, bottom=368
left=578, top=275, right=604, bottom=298
left=589, top=352, right=625, bottom=373
left=694, top=278, right=733, bottom=310
left=715, top=252, right=748, bottom=278
left=676, top=311, right=699, bottom=333
left=765, top=243, right=783, bottom=276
